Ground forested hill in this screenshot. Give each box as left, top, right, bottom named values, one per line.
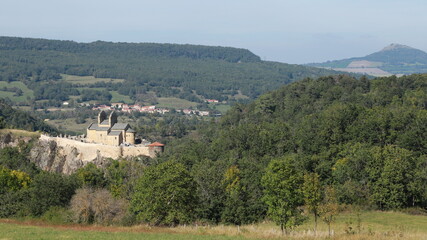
left=0, top=36, right=340, bottom=103
left=0, top=99, right=57, bottom=133
left=161, top=74, right=427, bottom=224
left=0, top=37, right=261, bottom=63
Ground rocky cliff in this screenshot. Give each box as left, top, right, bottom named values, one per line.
left=0, top=131, right=152, bottom=175
left=29, top=138, right=111, bottom=175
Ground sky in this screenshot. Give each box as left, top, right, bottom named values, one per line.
left=1, top=0, right=426, bottom=64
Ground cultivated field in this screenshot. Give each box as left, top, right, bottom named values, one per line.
left=61, top=74, right=125, bottom=84
left=1, top=211, right=426, bottom=240
left=156, top=97, right=198, bottom=109
left=110, top=91, right=134, bottom=104
left=0, top=81, right=34, bottom=102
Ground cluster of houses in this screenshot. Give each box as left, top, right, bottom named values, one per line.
left=177, top=109, right=210, bottom=116
left=93, top=103, right=169, bottom=114
left=91, top=103, right=210, bottom=116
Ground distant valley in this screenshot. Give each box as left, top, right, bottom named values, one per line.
left=308, top=43, right=427, bottom=76
left=0, top=36, right=340, bottom=109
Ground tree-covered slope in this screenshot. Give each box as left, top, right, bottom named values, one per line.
left=0, top=99, right=57, bottom=133
left=0, top=36, right=340, bottom=104
left=161, top=74, right=427, bottom=223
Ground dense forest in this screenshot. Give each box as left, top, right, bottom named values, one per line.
left=0, top=36, right=341, bottom=104
left=0, top=74, right=426, bottom=233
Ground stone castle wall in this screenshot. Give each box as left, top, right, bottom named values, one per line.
left=29, top=135, right=154, bottom=174
left=40, top=135, right=151, bottom=159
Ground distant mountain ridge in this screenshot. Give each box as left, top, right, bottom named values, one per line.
left=0, top=36, right=261, bottom=63
left=0, top=36, right=341, bottom=104
left=308, top=44, right=427, bottom=76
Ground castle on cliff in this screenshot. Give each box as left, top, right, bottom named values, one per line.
left=87, top=111, right=136, bottom=146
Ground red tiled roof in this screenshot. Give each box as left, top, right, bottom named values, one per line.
left=148, top=142, right=165, bottom=147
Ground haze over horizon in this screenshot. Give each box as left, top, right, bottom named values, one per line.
left=1, top=0, right=426, bottom=64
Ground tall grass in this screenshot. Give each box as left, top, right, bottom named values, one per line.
left=1, top=210, right=426, bottom=240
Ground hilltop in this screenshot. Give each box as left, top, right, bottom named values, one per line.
left=0, top=36, right=341, bottom=107
left=308, top=43, right=427, bottom=76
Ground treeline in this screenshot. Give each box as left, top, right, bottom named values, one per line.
left=0, top=36, right=340, bottom=103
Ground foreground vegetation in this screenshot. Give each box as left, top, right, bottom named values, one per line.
left=1, top=210, right=427, bottom=240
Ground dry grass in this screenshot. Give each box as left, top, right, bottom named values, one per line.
left=0, top=129, right=41, bottom=138
left=1, top=210, right=427, bottom=240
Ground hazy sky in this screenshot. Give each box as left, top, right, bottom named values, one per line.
left=1, top=0, right=426, bottom=63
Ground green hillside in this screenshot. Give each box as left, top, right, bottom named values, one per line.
left=0, top=36, right=340, bottom=106
left=309, top=44, right=427, bottom=74
left=160, top=73, right=427, bottom=224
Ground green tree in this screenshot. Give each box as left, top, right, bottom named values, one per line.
left=319, top=185, right=339, bottom=237
left=261, top=155, right=305, bottom=235
left=0, top=166, right=31, bottom=194
left=0, top=116, right=5, bottom=129
left=131, top=161, right=197, bottom=226
left=371, top=145, right=414, bottom=209
left=105, top=159, right=146, bottom=199
left=74, top=163, right=106, bottom=188
left=302, top=172, right=322, bottom=234
left=28, top=172, right=78, bottom=216
left=221, top=165, right=247, bottom=225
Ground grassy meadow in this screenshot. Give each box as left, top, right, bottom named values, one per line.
left=156, top=97, right=198, bottom=109
left=110, top=91, right=134, bottom=104
left=1, top=211, right=427, bottom=240
left=0, top=81, right=34, bottom=102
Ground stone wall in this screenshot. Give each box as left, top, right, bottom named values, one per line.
left=32, top=135, right=153, bottom=174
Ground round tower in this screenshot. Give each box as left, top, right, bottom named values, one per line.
left=126, top=128, right=136, bottom=144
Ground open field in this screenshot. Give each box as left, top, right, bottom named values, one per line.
left=0, top=81, right=33, bottom=102
left=209, top=104, right=231, bottom=114
left=1, top=211, right=426, bottom=240
left=156, top=97, right=198, bottom=109
left=61, top=74, right=125, bottom=84
left=0, top=220, right=247, bottom=240
left=110, top=91, right=134, bottom=104
left=47, top=118, right=95, bottom=135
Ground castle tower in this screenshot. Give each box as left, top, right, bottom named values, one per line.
left=126, top=128, right=136, bottom=144
left=98, top=111, right=107, bottom=125
left=109, top=111, right=118, bottom=127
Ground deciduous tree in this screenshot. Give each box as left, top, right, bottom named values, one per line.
left=261, top=155, right=305, bottom=234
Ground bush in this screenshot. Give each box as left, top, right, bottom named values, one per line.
left=70, top=187, right=128, bottom=225
left=41, top=206, right=72, bottom=224
left=28, top=172, right=78, bottom=216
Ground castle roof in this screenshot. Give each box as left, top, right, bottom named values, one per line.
left=100, top=120, right=109, bottom=125
left=108, top=131, right=122, bottom=136
left=111, top=123, right=130, bottom=130
left=127, top=128, right=136, bottom=133
left=88, top=124, right=110, bottom=131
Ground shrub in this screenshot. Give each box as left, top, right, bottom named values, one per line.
left=70, top=187, right=128, bottom=225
